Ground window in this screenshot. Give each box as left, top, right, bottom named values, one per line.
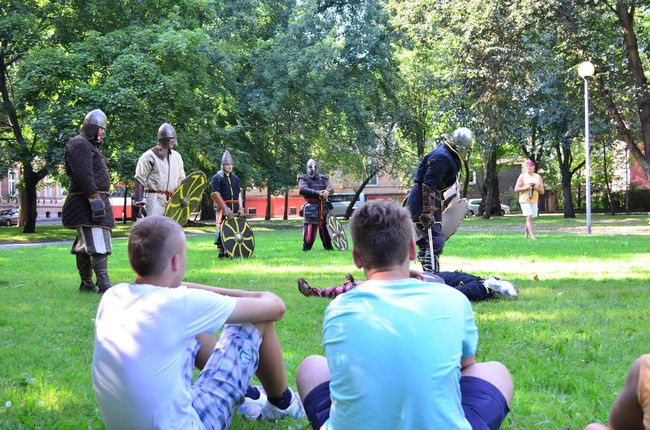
left=8, top=170, right=17, bottom=196
left=367, top=174, right=379, bottom=186
left=248, top=208, right=257, bottom=215
left=289, top=207, right=297, bottom=215
left=46, top=211, right=51, bottom=218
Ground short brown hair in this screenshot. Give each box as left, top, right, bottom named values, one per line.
left=349, top=199, right=413, bottom=270
left=128, top=216, right=185, bottom=277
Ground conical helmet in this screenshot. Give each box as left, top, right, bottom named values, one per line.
left=157, top=123, right=176, bottom=142
left=221, top=150, right=234, bottom=166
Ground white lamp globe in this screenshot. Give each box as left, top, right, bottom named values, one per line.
left=578, top=61, right=595, bottom=78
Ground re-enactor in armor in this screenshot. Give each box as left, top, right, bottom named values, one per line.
left=211, top=150, right=244, bottom=258
left=298, top=159, right=334, bottom=251
left=62, top=109, right=114, bottom=293
left=405, top=128, right=474, bottom=272
left=134, top=123, right=186, bottom=217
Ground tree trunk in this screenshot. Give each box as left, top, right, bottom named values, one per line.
left=602, top=144, right=616, bottom=215
left=560, top=172, right=575, bottom=218
left=344, top=169, right=379, bottom=219
left=553, top=133, right=582, bottom=218
left=283, top=189, right=289, bottom=220
left=461, top=159, right=470, bottom=198
left=265, top=188, right=272, bottom=220
left=481, top=144, right=501, bottom=218
left=20, top=163, right=47, bottom=233
left=199, top=193, right=215, bottom=221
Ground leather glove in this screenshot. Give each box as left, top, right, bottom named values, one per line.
left=237, top=207, right=246, bottom=219
left=89, top=194, right=106, bottom=222
left=225, top=207, right=234, bottom=220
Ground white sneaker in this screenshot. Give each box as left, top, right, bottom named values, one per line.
left=484, top=277, right=519, bottom=299
left=239, top=387, right=267, bottom=420
left=260, top=387, right=305, bottom=420
left=239, top=386, right=305, bottom=421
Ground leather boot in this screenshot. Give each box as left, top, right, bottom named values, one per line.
left=76, top=253, right=96, bottom=292
left=91, top=254, right=112, bottom=293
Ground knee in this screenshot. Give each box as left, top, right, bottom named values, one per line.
left=297, top=355, right=328, bottom=377
left=584, top=424, right=608, bottom=430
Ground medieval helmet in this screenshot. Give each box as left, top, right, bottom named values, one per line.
left=81, top=109, right=108, bottom=142
left=157, top=123, right=177, bottom=142
left=221, top=150, right=234, bottom=167
left=306, top=159, right=318, bottom=175
left=451, top=127, right=474, bottom=153
left=83, top=109, right=108, bottom=129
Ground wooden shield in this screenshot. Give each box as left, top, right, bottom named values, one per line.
left=442, top=195, right=468, bottom=240
left=164, top=171, right=207, bottom=226
left=325, top=214, right=348, bottom=251
left=220, top=217, right=255, bottom=258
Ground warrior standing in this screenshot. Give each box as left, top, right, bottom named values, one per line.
left=62, top=109, right=114, bottom=293
left=298, top=159, right=334, bottom=251
left=211, top=150, right=244, bottom=258
left=134, top=123, right=186, bottom=217
left=405, top=127, right=474, bottom=272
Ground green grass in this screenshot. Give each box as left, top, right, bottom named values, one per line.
left=1, top=216, right=649, bottom=428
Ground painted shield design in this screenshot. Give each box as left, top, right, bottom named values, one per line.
left=325, top=214, right=348, bottom=251
left=164, top=171, right=207, bottom=226
left=220, top=217, right=255, bottom=258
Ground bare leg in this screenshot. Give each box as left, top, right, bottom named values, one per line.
left=606, top=357, right=644, bottom=430
left=296, top=355, right=330, bottom=402
left=461, top=361, right=514, bottom=407
left=252, top=321, right=288, bottom=398
left=525, top=215, right=536, bottom=240
left=194, top=322, right=288, bottom=398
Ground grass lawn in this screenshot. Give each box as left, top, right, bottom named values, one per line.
left=0, top=214, right=649, bottom=428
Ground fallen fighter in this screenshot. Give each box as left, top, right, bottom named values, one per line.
left=298, top=270, right=518, bottom=301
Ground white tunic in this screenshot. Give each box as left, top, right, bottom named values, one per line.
left=135, top=148, right=186, bottom=216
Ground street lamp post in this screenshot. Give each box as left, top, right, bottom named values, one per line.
left=578, top=61, right=595, bottom=234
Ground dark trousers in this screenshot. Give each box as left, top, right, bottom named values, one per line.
left=438, top=271, right=493, bottom=301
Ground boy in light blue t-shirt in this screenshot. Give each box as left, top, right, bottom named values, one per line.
left=295, top=199, right=514, bottom=430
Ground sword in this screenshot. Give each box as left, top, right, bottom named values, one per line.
left=427, top=226, right=435, bottom=272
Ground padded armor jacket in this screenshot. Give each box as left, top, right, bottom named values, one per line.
left=298, top=173, right=333, bottom=224
left=406, top=143, right=462, bottom=221
left=62, top=134, right=115, bottom=229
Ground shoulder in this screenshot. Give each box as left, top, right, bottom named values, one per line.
left=319, top=173, right=329, bottom=180
left=298, top=173, right=309, bottom=181
left=67, top=134, right=92, bottom=149
left=212, top=170, right=224, bottom=180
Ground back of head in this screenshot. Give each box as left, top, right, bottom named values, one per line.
left=350, top=199, right=413, bottom=270
left=81, top=109, right=108, bottom=142
left=128, top=216, right=185, bottom=277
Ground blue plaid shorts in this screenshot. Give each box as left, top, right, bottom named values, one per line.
left=186, top=324, right=262, bottom=429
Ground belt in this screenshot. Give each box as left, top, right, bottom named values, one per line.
left=305, top=199, right=320, bottom=203
left=68, top=191, right=109, bottom=196
left=145, top=189, right=173, bottom=199
left=224, top=199, right=238, bottom=203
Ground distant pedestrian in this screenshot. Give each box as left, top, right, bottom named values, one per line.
left=514, top=159, right=544, bottom=240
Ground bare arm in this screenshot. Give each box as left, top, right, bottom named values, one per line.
left=210, top=191, right=227, bottom=212
left=536, top=175, right=545, bottom=195
left=513, top=174, right=526, bottom=192
left=608, top=358, right=645, bottom=430
left=461, top=355, right=475, bottom=371
left=183, top=282, right=286, bottom=323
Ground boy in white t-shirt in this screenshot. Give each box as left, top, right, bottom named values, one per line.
left=92, top=216, right=303, bottom=429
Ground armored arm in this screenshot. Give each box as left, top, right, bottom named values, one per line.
left=298, top=176, right=320, bottom=198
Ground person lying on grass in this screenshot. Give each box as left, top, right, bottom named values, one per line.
left=91, top=215, right=303, bottom=429
left=295, top=199, right=514, bottom=430
left=297, top=270, right=519, bottom=301
left=585, top=354, right=650, bottom=430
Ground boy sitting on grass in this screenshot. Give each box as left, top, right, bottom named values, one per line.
left=296, top=199, right=514, bottom=430
left=91, top=216, right=303, bottom=429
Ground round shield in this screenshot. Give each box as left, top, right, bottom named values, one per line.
left=326, top=214, right=348, bottom=251
left=164, top=171, right=207, bottom=226
left=220, top=217, right=255, bottom=258
left=442, top=195, right=468, bottom=241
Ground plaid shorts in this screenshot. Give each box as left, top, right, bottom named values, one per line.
left=71, top=226, right=112, bottom=255
left=187, top=324, right=262, bottom=430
